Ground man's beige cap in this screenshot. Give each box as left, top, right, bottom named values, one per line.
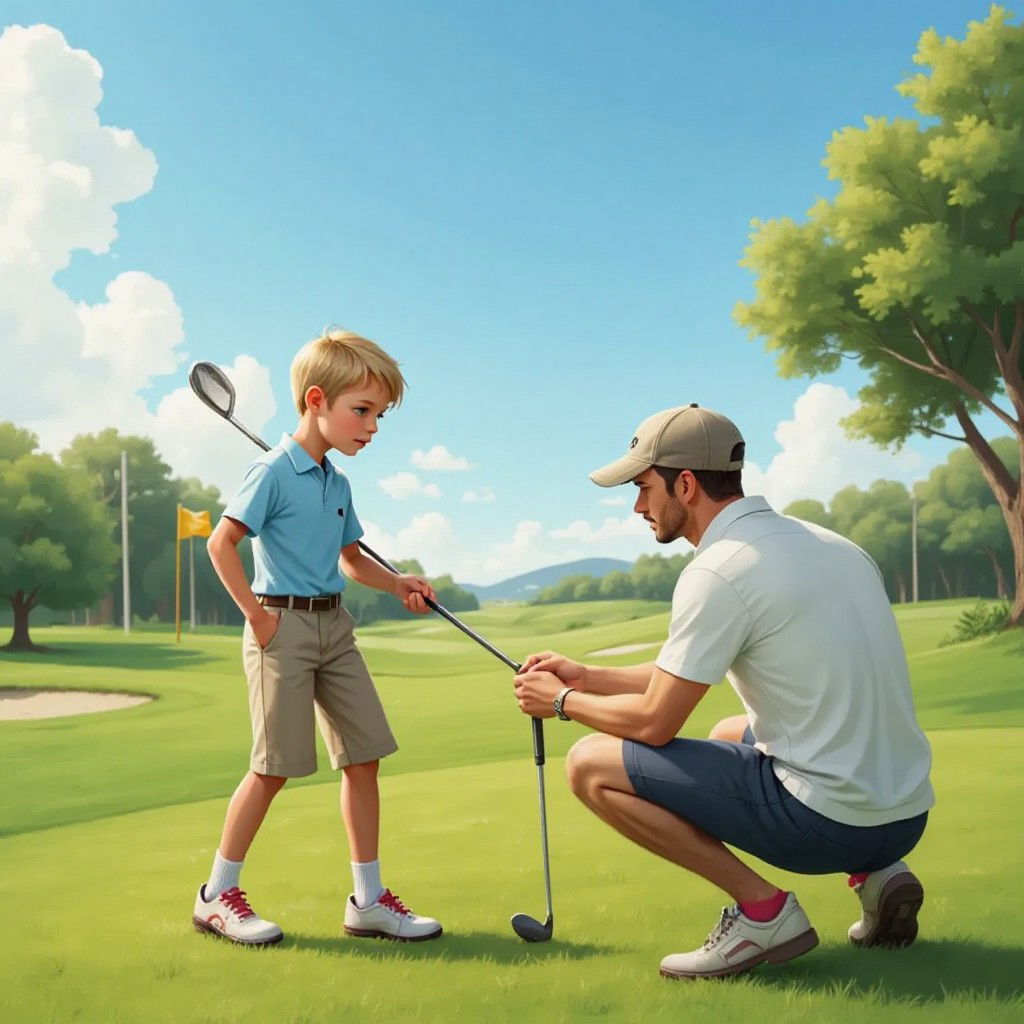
left=589, top=404, right=745, bottom=487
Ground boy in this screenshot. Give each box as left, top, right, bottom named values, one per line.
left=192, top=328, right=442, bottom=946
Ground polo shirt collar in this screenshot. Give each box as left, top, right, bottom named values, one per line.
left=696, top=495, right=772, bottom=554
left=280, top=434, right=329, bottom=476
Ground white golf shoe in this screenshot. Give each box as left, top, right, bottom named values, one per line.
left=192, top=885, right=283, bottom=946
left=660, top=893, right=818, bottom=980
left=343, top=889, right=442, bottom=942
left=848, top=861, right=923, bottom=948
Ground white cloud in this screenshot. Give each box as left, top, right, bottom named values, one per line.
left=359, top=513, right=458, bottom=573
left=549, top=516, right=648, bottom=543
left=0, top=25, right=276, bottom=502
left=378, top=472, right=441, bottom=500
left=598, top=495, right=627, bottom=507
left=742, top=383, right=925, bottom=510
left=410, top=445, right=475, bottom=471
left=463, top=487, right=496, bottom=503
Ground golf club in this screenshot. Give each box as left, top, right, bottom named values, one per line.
left=189, top=359, right=554, bottom=942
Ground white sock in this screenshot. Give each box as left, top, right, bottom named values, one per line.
left=205, top=851, right=243, bottom=900
left=352, top=860, right=384, bottom=908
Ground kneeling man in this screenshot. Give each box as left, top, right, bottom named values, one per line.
left=513, top=404, right=932, bottom=980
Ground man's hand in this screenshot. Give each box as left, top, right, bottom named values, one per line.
left=518, top=650, right=589, bottom=691
left=513, top=669, right=565, bottom=718
left=248, top=606, right=282, bottom=650
left=394, top=573, right=437, bottom=614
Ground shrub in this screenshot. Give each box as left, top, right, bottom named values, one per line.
left=939, top=599, right=1010, bottom=646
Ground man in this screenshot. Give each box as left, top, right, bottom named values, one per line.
left=513, top=404, right=933, bottom=980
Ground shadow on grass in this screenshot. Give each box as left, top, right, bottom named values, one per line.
left=752, top=938, right=1023, bottom=1004
left=0, top=641, right=217, bottom=671
left=286, top=930, right=611, bottom=964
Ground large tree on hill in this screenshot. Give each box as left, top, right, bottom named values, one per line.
left=0, top=424, right=117, bottom=651
left=736, top=7, right=1024, bottom=625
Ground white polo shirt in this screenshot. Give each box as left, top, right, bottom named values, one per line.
left=656, top=496, right=934, bottom=827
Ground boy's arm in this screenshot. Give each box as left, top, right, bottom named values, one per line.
left=340, top=542, right=437, bottom=615
left=208, top=516, right=280, bottom=647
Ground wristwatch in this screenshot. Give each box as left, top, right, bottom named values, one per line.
left=553, top=686, right=575, bottom=721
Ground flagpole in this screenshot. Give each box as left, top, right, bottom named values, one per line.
left=175, top=504, right=182, bottom=643
left=121, top=450, right=131, bottom=635
left=190, top=536, right=196, bottom=631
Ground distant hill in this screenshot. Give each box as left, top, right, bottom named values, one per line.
left=458, top=558, right=633, bottom=602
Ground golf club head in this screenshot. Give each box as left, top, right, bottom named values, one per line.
left=510, top=912, right=553, bottom=943
left=189, top=361, right=236, bottom=418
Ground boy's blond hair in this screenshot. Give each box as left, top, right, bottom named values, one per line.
left=291, top=327, right=406, bottom=415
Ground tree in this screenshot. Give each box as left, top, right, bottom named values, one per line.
left=736, top=7, right=1024, bottom=624
left=61, top=430, right=179, bottom=625
left=782, top=499, right=835, bottom=530
left=0, top=424, right=117, bottom=650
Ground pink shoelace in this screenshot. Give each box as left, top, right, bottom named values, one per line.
left=378, top=889, right=410, bottom=916
left=219, top=887, right=256, bottom=920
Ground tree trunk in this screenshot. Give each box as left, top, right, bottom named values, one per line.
left=937, top=563, right=952, bottom=598
left=954, top=405, right=1024, bottom=626
left=894, top=571, right=907, bottom=604
left=985, top=549, right=1009, bottom=599
left=4, top=590, right=42, bottom=652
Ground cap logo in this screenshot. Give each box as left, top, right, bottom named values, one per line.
left=629, top=436, right=639, bottom=449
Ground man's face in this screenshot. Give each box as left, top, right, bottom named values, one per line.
left=632, top=467, right=688, bottom=544
left=313, top=376, right=391, bottom=457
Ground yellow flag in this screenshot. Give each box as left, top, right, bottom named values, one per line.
left=177, top=505, right=212, bottom=540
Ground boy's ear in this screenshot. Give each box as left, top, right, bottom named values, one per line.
left=305, top=385, right=326, bottom=412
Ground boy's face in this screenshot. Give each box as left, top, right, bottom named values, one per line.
left=313, top=376, right=391, bottom=456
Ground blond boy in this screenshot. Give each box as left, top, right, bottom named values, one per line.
left=192, top=329, right=442, bottom=945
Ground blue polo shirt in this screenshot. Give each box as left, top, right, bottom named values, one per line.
left=223, top=434, right=364, bottom=596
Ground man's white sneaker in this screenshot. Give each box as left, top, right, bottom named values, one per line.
left=848, top=861, right=923, bottom=948
left=192, top=885, right=283, bottom=946
left=660, top=893, right=818, bottom=980
left=343, top=889, right=442, bottom=942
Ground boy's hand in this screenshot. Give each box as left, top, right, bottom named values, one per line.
left=518, top=651, right=589, bottom=691
left=394, top=574, right=436, bottom=614
left=249, top=606, right=282, bottom=650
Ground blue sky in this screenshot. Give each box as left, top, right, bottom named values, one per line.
left=0, top=1, right=1003, bottom=583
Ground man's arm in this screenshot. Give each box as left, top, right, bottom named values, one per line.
left=513, top=665, right=709, bottom=746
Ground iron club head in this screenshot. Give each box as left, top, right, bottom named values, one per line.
left=188, top=361, right=236, bottom=418
left=511, top=912, right=553, bottom=943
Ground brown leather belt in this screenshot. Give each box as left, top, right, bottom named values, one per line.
left=257, top=594, right=341, bottom=612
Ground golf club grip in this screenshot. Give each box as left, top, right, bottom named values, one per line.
left=532, top=717, right=545, bottom=765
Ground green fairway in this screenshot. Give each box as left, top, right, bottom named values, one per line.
left=1, top=599, right=1021, bottom=1023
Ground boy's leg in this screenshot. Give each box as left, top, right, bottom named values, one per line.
left=193, top=610, right=318, bottom=946
left=315, top=606, right=440, bottom=941
left=218, top=771, right=288, bottom=863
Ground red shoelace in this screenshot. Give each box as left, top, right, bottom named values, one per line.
left=219, top=887, right=255, bottom=920
left=378, top=889, right=410, bottom=916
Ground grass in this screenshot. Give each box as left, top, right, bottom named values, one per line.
left=0, top=598, right=1021, bottom=1023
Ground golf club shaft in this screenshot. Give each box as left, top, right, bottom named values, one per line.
left=535, top=762, right=554, bottom=922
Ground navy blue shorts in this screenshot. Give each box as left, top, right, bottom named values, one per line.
left=622, top=727, right=927, bottom=875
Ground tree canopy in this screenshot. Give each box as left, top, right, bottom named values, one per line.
left=736, top=6, right=1024, bottom=624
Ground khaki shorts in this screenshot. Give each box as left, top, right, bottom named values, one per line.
left=242, top=605, right=397, bottom=777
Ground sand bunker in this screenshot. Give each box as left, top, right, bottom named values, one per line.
left=0, top=688, right=153, bottom=721
left=588, top=642, right=660, bottom=657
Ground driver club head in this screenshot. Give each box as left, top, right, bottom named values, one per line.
left=188, top=361, right=236, bottom=418
left=510, top=912, right=553, bottom=943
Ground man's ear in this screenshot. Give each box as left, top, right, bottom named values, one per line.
left=674, top=470, right=694, bottom=502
